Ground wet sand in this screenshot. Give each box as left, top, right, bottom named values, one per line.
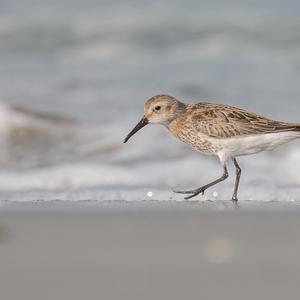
left=0, top=200, right=299, bottom=300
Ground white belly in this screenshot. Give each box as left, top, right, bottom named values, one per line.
left=210, top=131, right=300, bottom=164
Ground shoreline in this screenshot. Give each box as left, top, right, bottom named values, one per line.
left=1, top=198, right=300, bottom=213
left=0, top=200, right=299, bottom=300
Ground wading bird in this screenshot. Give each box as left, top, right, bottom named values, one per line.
left=124, top=95, right=300, bottom=201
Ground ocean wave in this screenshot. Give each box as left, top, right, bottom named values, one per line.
left=1, top=8, right=300, bottom=58
left=0, top=1, right=299, bottom=200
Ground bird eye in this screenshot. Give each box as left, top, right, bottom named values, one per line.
left=154, top=105, right=161, bottom=111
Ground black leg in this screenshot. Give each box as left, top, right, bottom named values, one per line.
left=174, top=166, right=229, bottom=200
left=232, top=158, right=241, bottom=202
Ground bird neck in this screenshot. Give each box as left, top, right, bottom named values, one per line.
left=167, top=102, right=186, bottom=134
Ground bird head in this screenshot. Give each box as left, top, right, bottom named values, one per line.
left=124, top=95, right=185, bottom=143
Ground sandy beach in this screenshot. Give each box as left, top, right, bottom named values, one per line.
left=0, top=200, right=299, bottom=300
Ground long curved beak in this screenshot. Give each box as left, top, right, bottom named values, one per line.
left=124, top=116, right=149, bottom=143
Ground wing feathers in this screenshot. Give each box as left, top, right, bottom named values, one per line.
left=189, top=103, right=300, bottom=138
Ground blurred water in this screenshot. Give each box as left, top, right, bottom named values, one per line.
left=0, top=0, right=300, bottom=199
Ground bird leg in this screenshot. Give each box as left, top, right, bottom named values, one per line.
left=174, top=166, right=229, bottom=200
left=232, top=158, right=241, bottom=202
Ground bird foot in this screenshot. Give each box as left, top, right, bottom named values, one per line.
left=231, top=194, right=238, bottom=202
left=173, top=187, right=206, bottom=200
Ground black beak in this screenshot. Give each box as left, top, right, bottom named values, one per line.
left=124, top=116, right=149, bottom=143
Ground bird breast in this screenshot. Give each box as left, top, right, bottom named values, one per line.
left=168, top=120, right=221, bottom=155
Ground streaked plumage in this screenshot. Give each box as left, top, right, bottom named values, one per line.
left=186, top=102, right=300, bottom=138
left=124, top=95, right=300, bottom=201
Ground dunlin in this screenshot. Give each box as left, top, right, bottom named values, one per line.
left=124, top=95, right=300, bottom=201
